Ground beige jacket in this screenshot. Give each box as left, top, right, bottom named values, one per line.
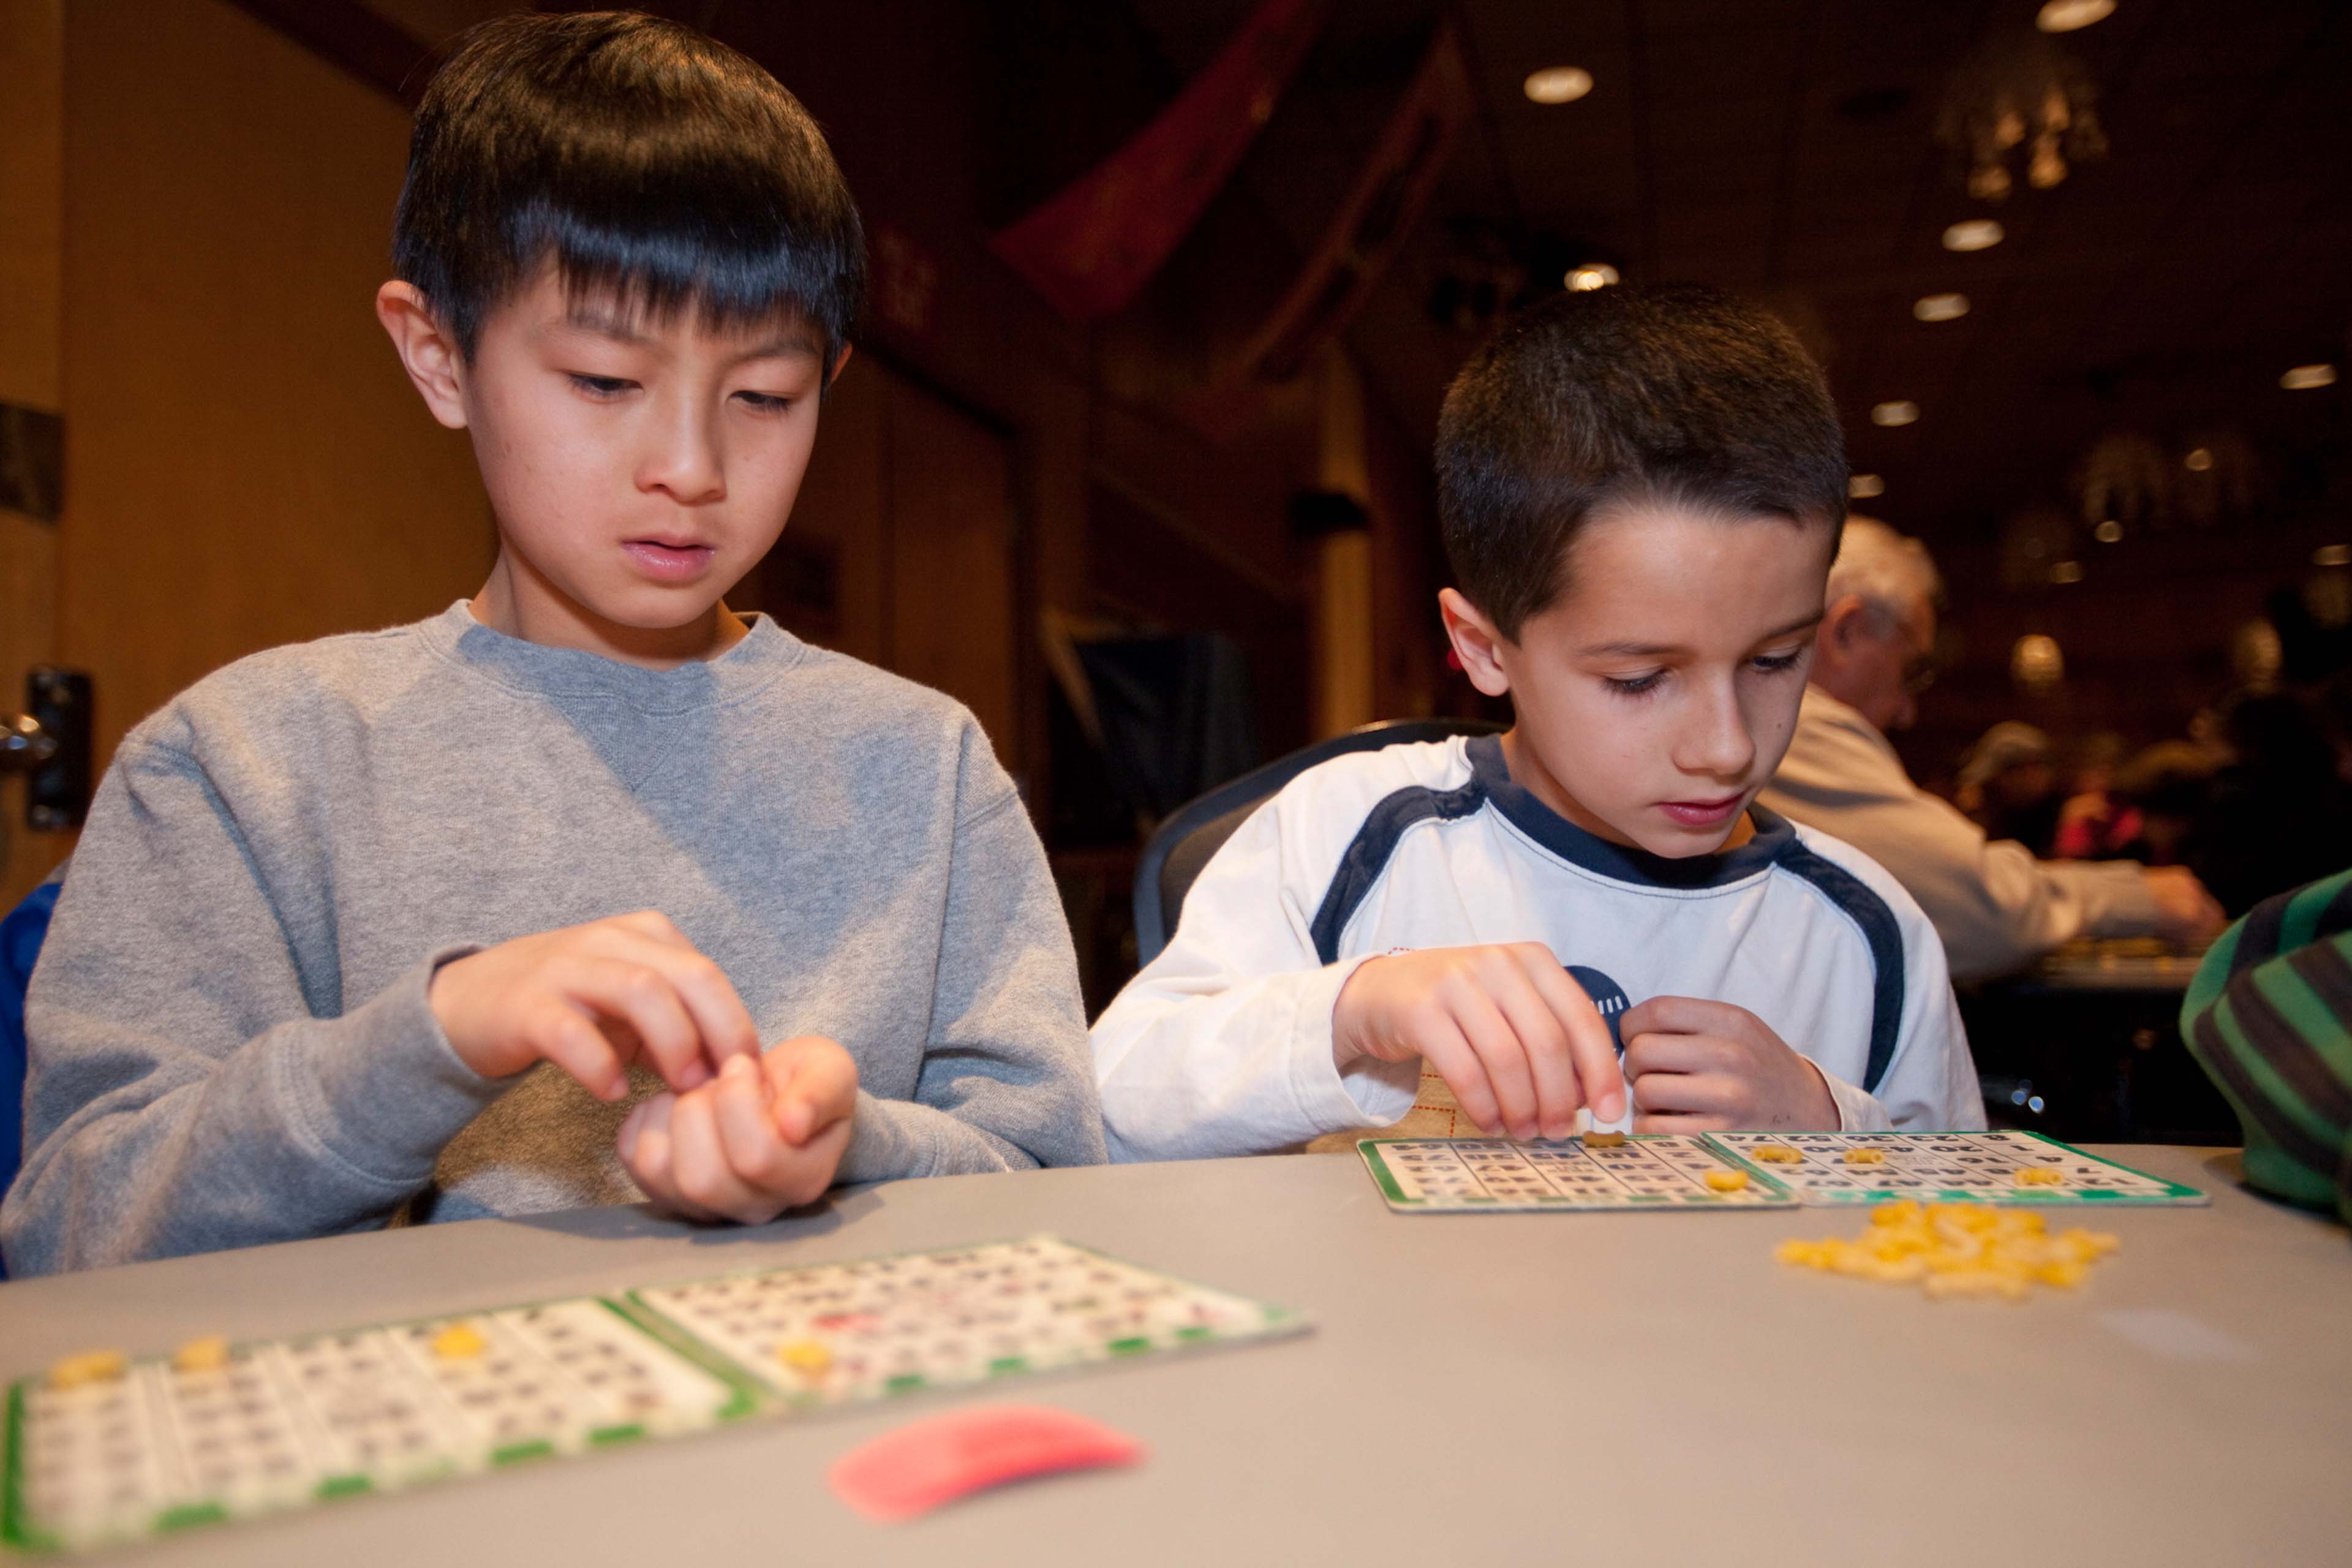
left=1758, top=687, right=2159, bottom=983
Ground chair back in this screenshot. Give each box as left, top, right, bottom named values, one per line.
left=1, top=869, right=65, bottom=1280
left=1131, top=718, right=1506, bottom=967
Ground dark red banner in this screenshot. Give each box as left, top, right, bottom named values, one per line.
left=989, top=0, right=1327, bottom=323
left=1187, top=24, right=1472, bottom=437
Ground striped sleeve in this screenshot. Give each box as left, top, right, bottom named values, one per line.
left=2179, top=868, right=2352, bottom=1221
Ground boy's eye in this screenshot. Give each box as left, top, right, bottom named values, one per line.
left=1604, top=671, right=1665, bottom=698
left=1751, top=649, right=1806, bottom=674
left=568, top=373, right=636, bottom=399
left=733, top=391, right=792, bottom=413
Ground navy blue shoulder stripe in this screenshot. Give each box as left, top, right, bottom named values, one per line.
left=1310, top=775, right=1488, bottom=964
left=1775, top=840, right=1905, bottom=1095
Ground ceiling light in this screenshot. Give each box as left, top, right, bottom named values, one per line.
left=2037, top=0, right=2115, bottom=32
left=1565, top=262, right=1620, bottom=291
left=1913, top=293, right=1970, bottom=322
left=2283, top=363, right=2338, bottom=390
left=2049, top=560, right=2084, bottom=584
left=1848, top=473, right=1885, bottom=499
left=2094, top=519, right=2122, bottom=543
left=2184, top=447, right=2213, bottom=472
left=1871, top=401, right=1919, bottom=428
left=2316, top=545, right=2352, bottom=567
left=1942, top=220, right=2004, bottom=252
left=1524, top=67, right=1593, bottom=105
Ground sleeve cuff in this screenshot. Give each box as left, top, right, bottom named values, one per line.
left=1819, top=1066, right=1894, bottom=1132
left=835, top=1090, right=937, bottom=1185
left=1284, top=956, right=1420, bottom=1133
left=284, top=945, right=507, bottom=1190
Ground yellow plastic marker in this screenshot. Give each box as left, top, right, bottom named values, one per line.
left=2015, top=1166, right=2065, bottom=1186
left=172, top=1336, right=231, bottom=1374
left=777, top=1340, right=833, bottom=1376
left=1754, top=1145, right=1802, bottom=1163
left=1703, top=1168, right=1749, bottom=1193
left=1776, top=1202, right=2120, bottom=1301
left=49, top=1351, right=128, bottom=1390
left=1843, top=1147, right=1886, bottom=1165
left=431, top=1322, right=489, bottom=1361
left=1583, top=1131, right=1627, bottom=1148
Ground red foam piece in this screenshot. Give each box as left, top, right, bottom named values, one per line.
left=827, top=1404, right=1145, bottom=1521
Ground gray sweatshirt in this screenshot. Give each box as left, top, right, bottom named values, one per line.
left=1, top=603, right=1104, bottom=1276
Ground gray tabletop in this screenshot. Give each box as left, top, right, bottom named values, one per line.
left=3, top=1147, right=2346, bottom=1567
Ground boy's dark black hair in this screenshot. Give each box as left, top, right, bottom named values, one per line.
left=1436, top=284, right=1847, bottom=639
left=393, top=11, right=864, bottom=369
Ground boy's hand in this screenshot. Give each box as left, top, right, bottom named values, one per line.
left=1332, top=944, right=1624, bottom=1140
left=619, top=1036, right=858, bottom=1225
left=1619, top=997, right=1838, bottom=1132
left=429, top=911, right=761, bottom=1099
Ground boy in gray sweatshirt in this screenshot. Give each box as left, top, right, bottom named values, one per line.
left=1, top=13, right=1102, bottom=1277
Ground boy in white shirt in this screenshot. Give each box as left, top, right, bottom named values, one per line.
left=1093, top=285, right=1983, bottom=1160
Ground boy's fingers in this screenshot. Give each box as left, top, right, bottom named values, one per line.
left=767, top=1038, right=859, bottom=1145
left=1632, top=1109, right=1733, bottom=1136
left=559, top=957, right=709, bottom=1091
left=620, top=1093, right=708, bottom=1218
left=1620, top=994, right=1742, bottom=1040
left=1629, top=1068, right=1738, bottom=1116
left=1523, top=959, right=1625, bottom=1123
left=1484, top=970, right=1581, bottom=1139
left=533, top=1006, right=628, bottom=1101
left=1621, top=1030, right=1729, bottom=1079
left=599, top=933, right=763, bottom=1069
left=1415, top=1022, right=1504, bottom=1134
left=712, top=1057, right=797, bottom=1189
left=1451, top=993, right=1540, bottom=1138
left=666, top=1088, right=766, bottom=1223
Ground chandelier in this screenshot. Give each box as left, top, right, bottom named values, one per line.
left=1936, top=34, right=2108, bottom=200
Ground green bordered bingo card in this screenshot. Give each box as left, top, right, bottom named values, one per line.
left=1357, top=1134, right=1801, bottom=1212
left=1705, top=1129, right=2209, bottom=1206
left=1, top=1237, right=1306, bottom=1556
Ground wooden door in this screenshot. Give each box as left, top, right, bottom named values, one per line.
left=1, top=0, right=66, bottom=908
left=749, top=356, right=1021, bottom=777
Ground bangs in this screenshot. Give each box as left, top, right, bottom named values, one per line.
left=394, top=13, right=863, bottom=366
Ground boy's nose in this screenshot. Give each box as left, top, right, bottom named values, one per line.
left=638, top=407, right=727, bottom=505
left=1683, top=687, right=1757, bottom=780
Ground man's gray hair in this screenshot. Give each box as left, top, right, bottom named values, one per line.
left=1826, top=515, right=1942, bottom=620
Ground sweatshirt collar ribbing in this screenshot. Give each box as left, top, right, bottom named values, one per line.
left=419, top=600, right=807, bottom=712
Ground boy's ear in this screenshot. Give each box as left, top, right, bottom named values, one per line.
left=1438, top=588, right=1513, bottom=698
left=375, top=281, right=469, bottom=431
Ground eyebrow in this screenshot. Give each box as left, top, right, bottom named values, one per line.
left=555, top=309, right=822, bottom=362
left=1578, top=611, right=1825, bottom=660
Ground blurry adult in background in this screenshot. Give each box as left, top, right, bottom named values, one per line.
left=1759, top=518, right=2225, bottom=984
left=1954, top=722, right=2063, bottom=855
left=2110, top=741, right=2215, bottom=867
left=2052, top=731, right=2139, bottom=861
left=2195, top=690, right=2352, bottom=916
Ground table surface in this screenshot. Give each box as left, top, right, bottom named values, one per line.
left=3, top=1147, right=2346, bottom=1568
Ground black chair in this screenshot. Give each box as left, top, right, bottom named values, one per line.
left=1131, top=717, right=1507, bottom=966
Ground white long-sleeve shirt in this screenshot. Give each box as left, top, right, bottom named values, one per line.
left=1757, top=687, right=2161, bottom=984
left=1093, top=734, right=1983, bottom=1161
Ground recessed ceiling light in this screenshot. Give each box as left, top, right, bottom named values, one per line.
left=1565, top=262, right=1619, bottom=291
left=1848, top=473, right=1885, bottom=499
left=2315, top=544, right=2352, bottom=567
left=1942, top=219, right=2004, bottom=252
left=1913, top=293, right=1970, bottom=322
left=2037, top=0, right=2116, bottom=32
left=2283, top=363, right=2338, bottom=390
left=1871, top=401, right=1919, bottom=428
left=1524, top=67, right=1593, bottom=105
left=2049, top=560, right=2085, bottom=584
left=2184, top=447, right=2213, bottom=472
left=2094, top=519, right=2123, bottom=543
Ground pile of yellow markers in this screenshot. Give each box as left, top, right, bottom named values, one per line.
left=1776, top=1200, right=2119, bottom=1300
